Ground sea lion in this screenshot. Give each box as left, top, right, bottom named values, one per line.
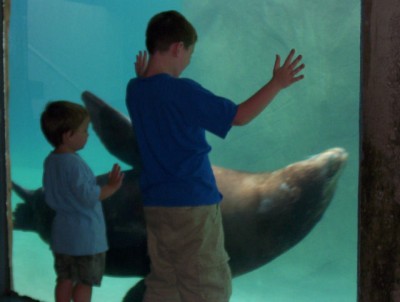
left=12, top=91, right=347, bottom=301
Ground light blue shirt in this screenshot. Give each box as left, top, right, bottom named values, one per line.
left=43, top=152, right=108, bottom=255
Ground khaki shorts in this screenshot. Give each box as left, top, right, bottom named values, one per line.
left=54, top=252, right=106, bottom=286
left=144, top=204, right=232, bottom=302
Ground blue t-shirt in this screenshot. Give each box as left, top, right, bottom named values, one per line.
left=126, top=74, right=238, bottom=207
left=43, top=152, right=108, bottom=255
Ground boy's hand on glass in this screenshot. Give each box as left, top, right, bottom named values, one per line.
left=107, top=163, right=124, bottom=191
left=100, top=164, right=124, bottom=200
left=135, top=50, right=148, bottom=77
left=272, top=49, right=305, bottom=89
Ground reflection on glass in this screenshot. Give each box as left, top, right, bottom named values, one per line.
left=9, top=1, right=359, bottom=301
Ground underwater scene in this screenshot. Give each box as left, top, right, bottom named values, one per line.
left=8, top=0, right=359, bottom=301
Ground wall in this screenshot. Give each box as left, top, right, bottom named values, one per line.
left=0, top=0, right=12, bottom=297
left=359, top=0, right=400, bottom=301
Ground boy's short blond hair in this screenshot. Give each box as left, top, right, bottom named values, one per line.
left=40, top=101, right=89, bottom=147
left=146, top=10, right=198, bottom=55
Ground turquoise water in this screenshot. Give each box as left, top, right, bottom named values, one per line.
left=9, top=0, right=359, bottom=301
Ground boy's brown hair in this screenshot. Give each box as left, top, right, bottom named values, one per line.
left=146, top=10, right=198, bottom=54
left=40, top=101, right=89, bottom=147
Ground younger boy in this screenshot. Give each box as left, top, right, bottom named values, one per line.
left=40, top=101, right=124, bottom=302
left=126, top=10, right=304, bottom=302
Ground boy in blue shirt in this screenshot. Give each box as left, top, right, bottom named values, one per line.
left=126, top=10, right=304, bottom=302
left=40, top=101, right=124, bottom=302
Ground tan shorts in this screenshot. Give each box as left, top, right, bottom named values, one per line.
left=143, top=204, right=232, bottom=302
left=54, top=252, right=106, bottom=286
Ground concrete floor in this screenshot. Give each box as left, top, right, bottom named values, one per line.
left=0, top=292, right=40, bottom=302
left=0, top=299, right=37, bottom=302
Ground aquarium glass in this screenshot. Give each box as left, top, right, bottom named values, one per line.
left=9, top=0, right=359, bottom=301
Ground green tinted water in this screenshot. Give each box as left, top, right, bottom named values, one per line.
left=9, top=1, right=359, bottom=301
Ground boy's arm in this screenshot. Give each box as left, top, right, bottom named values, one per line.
left=233, top=49, right=305, bottom=126
left=99, top=163, right=125, bottom=201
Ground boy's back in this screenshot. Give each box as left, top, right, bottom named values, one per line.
left=126, top=73, right=237, bottom=207
left=43, top=152, right=106, bottom=255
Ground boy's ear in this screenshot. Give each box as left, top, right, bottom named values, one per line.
left=62, top=130, right=73, bottom=143
left=171, top=41, right=184, bottom=57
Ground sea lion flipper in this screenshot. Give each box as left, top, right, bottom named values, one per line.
left=81, top=91, right=141, bottom=169
left=122, top=279, right=146, bottom=302
left=12, top=181, right=36, bottom=203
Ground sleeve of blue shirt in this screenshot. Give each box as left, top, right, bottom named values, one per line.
left=67, top=156, right=101, bottom=208
left=178, top=78, right=238, bottom=138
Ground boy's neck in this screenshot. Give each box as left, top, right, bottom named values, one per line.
left=145, top=59, right=179, bottom=77
left=54, top=145, right=76, bottom=154
left=144, top=46, right=184, bottom=78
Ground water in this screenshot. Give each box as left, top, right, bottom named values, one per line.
left=8, top=0, right=359, bottom=301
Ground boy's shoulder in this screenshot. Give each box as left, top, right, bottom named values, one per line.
left=179, top=77, right=200, bottom=87
left=129, top=74, right=199, bottom=87
left=45, top=152, right=82, bottom=167
left=128, top=75, right=204, bottom=99
left=45, top=153, right=92, bottom=177
left=163, top=76, right=203, bottom=93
